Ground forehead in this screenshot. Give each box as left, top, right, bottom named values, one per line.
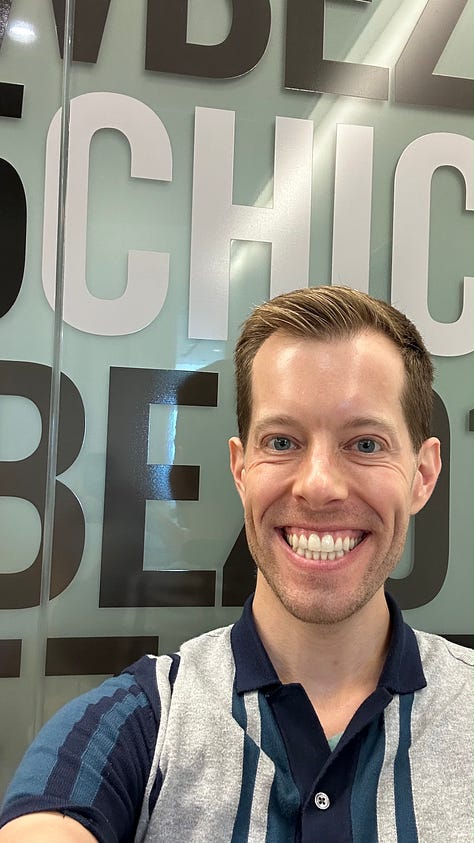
left=249, top=330, right=407, bottom=424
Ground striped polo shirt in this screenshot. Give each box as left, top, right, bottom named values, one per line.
left=1, top=594, right=473, bottom=842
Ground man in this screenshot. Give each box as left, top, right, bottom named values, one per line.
left=0, top=286, right=472, bottom=842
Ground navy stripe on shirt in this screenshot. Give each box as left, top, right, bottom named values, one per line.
left=350, top=715, right=386, bottom=842
left=394, top=693, right=418, bottom=843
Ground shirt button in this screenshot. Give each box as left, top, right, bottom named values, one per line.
left=315, top=791, right=330, bottom=810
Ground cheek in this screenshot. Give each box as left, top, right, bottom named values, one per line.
left=242, top=470, right=281, bottom=515
left=238, top=451, right=285, bottom=495
left=355, top=471, right=414, bottom=523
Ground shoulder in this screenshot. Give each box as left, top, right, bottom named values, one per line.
left=414, top=629, right=473, bottom=707
left=176, top=624, right=235, bottom=679
left=152, top=625, right=236, bottom=730
left=414, top=630, right=474, bottom=672
left=28, top=654, right=164, bottom=750
left=44, top=653, right=165, bottom=736
left=179, top=623, right=234, bottom=655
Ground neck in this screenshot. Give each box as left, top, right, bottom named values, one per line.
left=252, top=582, right=391, bottom=733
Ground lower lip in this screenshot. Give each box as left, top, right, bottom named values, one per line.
left=277, top=530, right=367, bottom=574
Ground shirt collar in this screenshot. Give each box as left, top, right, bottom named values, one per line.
left=231, top=591, right=426, bottom=696
left=379, top=591, right=427, bottom=693
left=231, top=595, right=280, bottom=694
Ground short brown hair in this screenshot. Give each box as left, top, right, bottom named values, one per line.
left=234, top=286, right=434, bottom=451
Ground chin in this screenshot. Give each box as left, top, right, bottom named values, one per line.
left=271, top=577, right=384, bottom=626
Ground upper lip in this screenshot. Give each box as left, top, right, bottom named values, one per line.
left=280, top=526, right=367, bottom=534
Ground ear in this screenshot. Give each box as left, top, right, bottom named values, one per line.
left=229, top=436, right=246, bottom=505
left=410, top=437, right=442, bottom=515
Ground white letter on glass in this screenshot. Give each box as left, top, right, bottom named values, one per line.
left=332, top=124, right=373, bottom=294
left=43, top=92, right=172, bottom=335
left=188, top=107, right=313, bottom=340
left=392, top=132, right=473, bottom=357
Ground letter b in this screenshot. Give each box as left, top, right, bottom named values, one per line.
left=0, top=361, right=85, bottom=608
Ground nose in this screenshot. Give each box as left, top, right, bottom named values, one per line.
left=291, top=445, right=349, bottom=508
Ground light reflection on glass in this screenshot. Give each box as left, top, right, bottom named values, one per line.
left=8, top=20, right=37, bottom=44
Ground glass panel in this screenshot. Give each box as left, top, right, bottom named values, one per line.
left=1, top=0, right=473, bottom=800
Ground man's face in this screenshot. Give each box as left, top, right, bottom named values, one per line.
left=229, top=330, right=440, bottom=625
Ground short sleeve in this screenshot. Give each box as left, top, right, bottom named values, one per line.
left=0, top=655, right=161, bottom=843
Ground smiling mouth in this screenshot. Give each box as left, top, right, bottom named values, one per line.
left=283, top=530, right=366, bottom=561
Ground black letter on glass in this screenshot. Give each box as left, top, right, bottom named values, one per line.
left=0, top=82, right=24, bottom=119
left=51, top=0, right=112, bottom=63
left=395, top=0, right=473, bottom=110
left=222, top=526, right=256, bottom=607
left=146, top=0, right=271, bottom=79
left=285, top=0, right=388, bottom=99
left=0, top=159, right=26, bottom=317
left=0, top=361, right=85, bottom=608
left=100, top=367, right=218, bottom=608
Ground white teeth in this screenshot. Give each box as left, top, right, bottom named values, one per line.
left=321, top=534, right=334, bottom=552
left=286, top=531, right=363, bottom=561
left=308, top=533, right=321, bottom=552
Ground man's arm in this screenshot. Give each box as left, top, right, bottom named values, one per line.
left=0, top=812, right=97, bottom=842
left=0, top=658, right=161, bottom=841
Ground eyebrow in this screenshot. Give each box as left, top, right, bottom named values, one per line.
left=340, top=416, right=399, bottom=438
left=252, top=415, right=301, bottom=437
left=252, top=415, right=400, bottom=438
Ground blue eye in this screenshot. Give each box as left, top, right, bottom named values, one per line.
left=268, top=437, right=293, bottom=451
left=355, top=439, right=380, bottom=453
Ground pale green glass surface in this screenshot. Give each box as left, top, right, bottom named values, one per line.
left=0, top=0, right=473, bottom=800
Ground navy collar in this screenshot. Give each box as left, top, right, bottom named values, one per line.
left=231, top=591, right=426, bottom=696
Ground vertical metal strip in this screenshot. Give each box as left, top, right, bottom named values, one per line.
left=33, top=0, right=76, bottom=736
